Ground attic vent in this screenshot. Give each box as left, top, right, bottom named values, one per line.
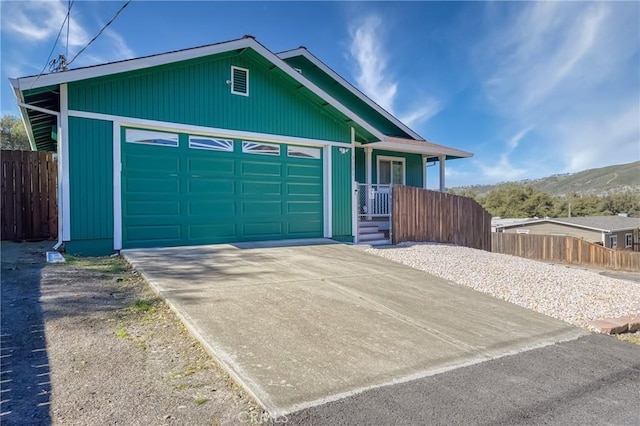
left=231, top=66, right=249, bottom=96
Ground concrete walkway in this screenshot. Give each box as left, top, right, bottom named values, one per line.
left=122, top=240, right=587, bottom=416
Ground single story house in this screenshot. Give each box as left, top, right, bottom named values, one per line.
left=496, top=215, right=640, bottom=250
left=10, top=36, right=471, bottom=255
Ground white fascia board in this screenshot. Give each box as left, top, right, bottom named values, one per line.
left=10, top=84, right=38, bottom=150
left=15, top=37, right=386, bottom=142
left=357, top=140, right=473, bottom=158
left=278, top=48, right=425, bottom=141
left=67, top=109, right=351, bottom=148
left=15, top=38, right=253, bottom=91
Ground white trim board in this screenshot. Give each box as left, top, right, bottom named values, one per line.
left=113, top=122, right=122, bottom=250
left=60, top=84, right=71, bottom=241
left=278, top=47, right=424, bottom=141
left=68, top=110, right=351, bottom=148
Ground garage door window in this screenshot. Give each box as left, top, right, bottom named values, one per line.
left=288, top=146, right=321, bottom=159
left=125, top=129, right=179, bottom=147
left=189, top=136, right=234, bottom=152
left=242, top=141, right=280, bottom=156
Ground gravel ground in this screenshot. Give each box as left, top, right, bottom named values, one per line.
left=367, top=243, right=640, bottom=329
left=1, top=241, right=261, bottom=426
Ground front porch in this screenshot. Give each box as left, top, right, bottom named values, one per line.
left=353, top=138, right=472, bottom=245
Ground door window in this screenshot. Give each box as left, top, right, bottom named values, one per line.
left=378, top=158, right=405, bottom=185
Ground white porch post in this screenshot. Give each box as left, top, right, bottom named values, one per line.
left=365, top=147, right=373, bottom=185
left=422, top=155, right=428, bottom=189
left=438, top=155, right=446, bottom=192
left=365, top=147, right=373, bottom=220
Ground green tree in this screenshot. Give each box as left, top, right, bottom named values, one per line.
left=1, top=115, right=31, bottom=150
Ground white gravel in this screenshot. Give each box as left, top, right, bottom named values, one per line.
left=366, top=242, right=640, bottom=329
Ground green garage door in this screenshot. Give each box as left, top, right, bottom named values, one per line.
left=121, top=128, right=324, bottom=249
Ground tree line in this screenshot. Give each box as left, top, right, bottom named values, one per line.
left=1, top=115, right=31, bottom=150
left=450, top=184, right=640, bottom=218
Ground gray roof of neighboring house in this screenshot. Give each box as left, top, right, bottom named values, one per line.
left=497, top=215, right=640, bottom=233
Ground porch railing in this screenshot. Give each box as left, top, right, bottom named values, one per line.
left=357, top=183, right=392, bottom=219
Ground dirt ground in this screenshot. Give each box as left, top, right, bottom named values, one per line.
left=1, top=241, right=263, bottom=426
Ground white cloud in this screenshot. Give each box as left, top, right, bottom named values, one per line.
left=348, top=14, right=397, bottom=112
left=1, top=1, right=135, bottom=70
left=2, top=0, right=89, bottom=48
left=474, top=2, right=640, bottom=179
left=347, top=13, right=441, bottom=130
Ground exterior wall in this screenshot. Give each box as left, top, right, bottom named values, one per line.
left=66, top=117, right=114, bottom=255
left=502, top=222, right=601, bottom=244
left=331, top=146, right=353, bottom=241
left=608, top=229, right=639, bottom=250
left=67, top=50, right=352, bottom=144
left=354, top=147, right=423, bottom=188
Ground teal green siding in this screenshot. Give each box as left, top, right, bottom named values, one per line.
left=68, top=50, right=353, bottom=143
left=283, top=56, right=414, bottom=142
left=331, top=146, right=353, bottom=240
left=68, top=117, right=114, bottom=252
left=65, top=239, right=115, bottom=257
left=354, top=148, right=423, bottom=188
left=121, top=129, right=323, bottom=248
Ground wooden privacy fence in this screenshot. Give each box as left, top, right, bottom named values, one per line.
left=492, top=233, right=640, bottom=272
left=1, top=150, right=57, bottom=240
left=392, top=185, right=492, bottom=251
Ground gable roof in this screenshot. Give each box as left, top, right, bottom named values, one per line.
left=498, top=216, right=640, bottom=233
left=10, top=36, right=472, bottom=160
left=278, top=47, right=423, bottom=141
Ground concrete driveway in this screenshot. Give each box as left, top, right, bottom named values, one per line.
left=122, top=240, right=587, bottom=416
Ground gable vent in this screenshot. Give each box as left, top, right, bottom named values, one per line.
left=231, top=66, right=249, bottom=96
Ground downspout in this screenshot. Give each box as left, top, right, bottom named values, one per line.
left=17, top=102, right=64, bottom=250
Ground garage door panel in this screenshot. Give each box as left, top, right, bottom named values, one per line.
left=189, top=179, right=235, bottom=195
left=287, top=201, right=322, bottom=214
left=287, top=182, right=322, bottom=196
left=287, top=163, right=322, bottom=179
left=241, top=161, right=282, bottom=176
left=241, top=181, right=282, bottom=196
left=188, top=224, right=236, bottom=239
left=122, top=134, right=324, bottom=248
left=125, top=178, right=180, bottom=194
left=241, top=200, right=282, bottom=216
left=126, top=201, right=181, bottom=216
left=242, top=222, right=283, bottom=236
left=187, top=157, right=235, bottom=175
left=189, top=200, right=235, bottom=217
left=124, top=153, right=180, bottom=172
left=288, top=220, right=323, bottom=234
left=126, top=225, right=182, bottom=241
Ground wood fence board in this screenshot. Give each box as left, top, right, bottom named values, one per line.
left=1, top=150, right=57, bottom=240
left=492, top=233, right=639, bottom=272
left=392, top=185, right=491, bottom=251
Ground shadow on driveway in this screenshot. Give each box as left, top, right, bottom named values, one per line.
left=1, top=241, right=52, bottom=425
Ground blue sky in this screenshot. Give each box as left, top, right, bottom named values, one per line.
left=1, top=1, right=638, bottom=188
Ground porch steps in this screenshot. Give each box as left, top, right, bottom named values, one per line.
left=357, top=222, right=391, bottom=246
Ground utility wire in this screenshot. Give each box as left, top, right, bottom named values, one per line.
left=67, top=0, right=131, bottom=66
left=65, top=0, right=72, bottom=60
left=29, top=0, right=73, bottom=88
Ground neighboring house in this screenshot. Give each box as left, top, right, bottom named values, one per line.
left=491, top=217, right=530, bottom=233
left=10, top=36, right=472, bottom=255
left=496, top=215, right=640, bottom=250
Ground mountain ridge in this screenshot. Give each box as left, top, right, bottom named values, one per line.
left=452, top=161, right=640, bottom=197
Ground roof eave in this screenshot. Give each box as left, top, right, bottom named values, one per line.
left=9, top=82, right=37, bottom=151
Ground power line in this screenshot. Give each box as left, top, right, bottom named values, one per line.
left=67, top=0, right=131, bottom=66
left=29, top=0, right=73, bottom=88
left=65, top=0, right=72, bottom=60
